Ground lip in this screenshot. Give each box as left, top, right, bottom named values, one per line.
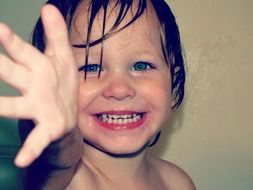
left=93, top=111, right=147, bottom=131
left=95, top=110, right=142, bottom=115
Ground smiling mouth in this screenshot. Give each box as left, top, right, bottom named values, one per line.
left=94, top=112, right=146, bottom=130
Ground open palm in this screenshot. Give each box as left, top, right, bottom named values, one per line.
left=0, top=5, right=79, bottom=168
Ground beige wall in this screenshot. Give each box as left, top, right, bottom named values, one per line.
left=0, top=0, right=45, bottom=95
left=1, top=0, right=252, bottom=189
left=151, top=0, right=253, bottom=189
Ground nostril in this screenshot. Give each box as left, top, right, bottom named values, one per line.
left=102, top=80, right=136, bottom=100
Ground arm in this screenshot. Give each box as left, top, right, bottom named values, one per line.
left=19, top=120, right=83, bottom=190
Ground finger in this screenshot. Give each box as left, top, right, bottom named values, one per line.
left=41, top=5, right=73, bottom=60
left=0, top=53, right=30, bottom=92
left=15, top=124, right=52, bottom=167
left=0, top=97, right=31, bottom=118
left=0, top=22, right=47, bottom=69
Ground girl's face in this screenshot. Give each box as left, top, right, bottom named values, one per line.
left=70, top=2, right=172, bottom=155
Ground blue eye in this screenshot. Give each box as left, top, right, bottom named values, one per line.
left=132, top=61, right=154, bottom=71
left=78, top=64, right=101, bottom=73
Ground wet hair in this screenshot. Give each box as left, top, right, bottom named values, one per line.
left=32, top=0, right=185, bottom=109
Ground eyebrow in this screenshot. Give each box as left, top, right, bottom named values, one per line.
left=135, top=45, right=164, bottom=59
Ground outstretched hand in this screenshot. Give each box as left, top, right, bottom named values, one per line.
left=0, top=5, right=79, bottom=168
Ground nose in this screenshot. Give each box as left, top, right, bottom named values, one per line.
left=102, top=74, right=136, bottom=101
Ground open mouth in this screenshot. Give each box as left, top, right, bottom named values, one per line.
left=94, top=112, right=146, bottom=130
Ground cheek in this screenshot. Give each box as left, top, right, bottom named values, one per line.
left=77, top=82, right=99, bottom=134
left=78, top=81, right=98, bottom=111
left=140, top=76, right=172, bottom=109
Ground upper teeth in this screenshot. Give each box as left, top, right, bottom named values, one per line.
left=101, top=114, right=139, bottom=119
left=98, top=113, right=142, bottom=124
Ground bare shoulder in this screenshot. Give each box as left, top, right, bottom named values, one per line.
left=147, top=154, right=196, bottom=190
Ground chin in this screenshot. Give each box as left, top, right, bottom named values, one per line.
left=105, top=144, right=149, bottom=158
left=96, top=139, right=149, bottom=157
left=84, top=134, right=151, bottom=157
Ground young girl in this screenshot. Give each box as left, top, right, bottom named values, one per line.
left=0, top=0, right=195, bottom=189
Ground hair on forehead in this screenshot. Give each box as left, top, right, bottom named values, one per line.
left=73, top=0, right=147, bottom=48
left=31, top=0, right=185, bottom=109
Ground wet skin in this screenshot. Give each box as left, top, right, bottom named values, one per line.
left=71, top=1, right=172, bottom=156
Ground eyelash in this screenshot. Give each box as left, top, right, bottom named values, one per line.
left=78, top=61, right=156, bottom=73
left=131, top=61, right=156, bottom=72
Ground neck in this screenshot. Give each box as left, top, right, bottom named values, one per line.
left=82, top=141, right=150, bottom=184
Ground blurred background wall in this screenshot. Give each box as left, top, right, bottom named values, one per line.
left=0, top=0, right=252, bottom=189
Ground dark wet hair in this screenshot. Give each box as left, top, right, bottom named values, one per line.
left=32, top=0, right=185, bottom=109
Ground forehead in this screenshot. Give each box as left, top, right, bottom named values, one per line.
left=70, top=0, right=162, bottom=48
